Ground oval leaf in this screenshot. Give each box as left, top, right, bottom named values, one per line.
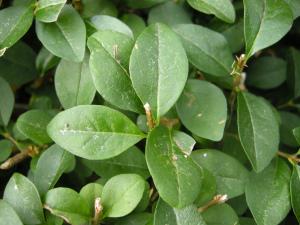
left=0, top=200, right=23, bottom=225
left=0, top=77, right=14, bottom=126
left=47, top=105, right=145, bottom=160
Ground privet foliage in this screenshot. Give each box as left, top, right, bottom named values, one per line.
left=0, top=0, right=300, bottom=224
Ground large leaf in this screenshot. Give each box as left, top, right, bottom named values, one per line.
left=154, top=199, right=206, bottom=225
left=55, top=54, right=96, bottom=109
left=3, top=173, right=45, bottom=224
left=35, top=0, right=66, bottom=23
left=88, top=30, right=143, bottom=113
left=0, top=77, right=14, bottom=126
left=237, top=92, right=279, bottom=172
left=187, top=0, right=235, bottom=23
left=192, top=149, right=249, bottom=199
left=36, top=5, right=86, bottom=62
left=130, top=23, right=188, bottom=120
left=245, top=159, right=291, bottom=225
left=243, top=0, right=293, bottom=58
left=102, top=174, right=145, bottom=218
left=0, top=200, right=23, bottom=225
left=34, top=144, right=75, bottom=196
left=44, top=188, right=91, bottom=225
left=0, top=5, right=34, bottom=49
left=176, top=79, right=227, bottom=141
left=146, top=126, right=202, bottom=208
left=47, top=105, right=145, bottom=160
left=173, top=24, right=233, bottom=77
left=291, top=165, right=300, bottom=223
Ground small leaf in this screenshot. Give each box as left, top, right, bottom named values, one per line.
left=0, top=200, right=23, bottom=225
left=202, top=204, right=239, bottom=225
left=34, top=144, right=75, bottom=196
left=44, top=188, right=91, bottom=225
left=291, top=165, right=300, bottom=223
left=192, top=149, right=249, bottom=199
left=154, top=198, right=206, bottom=225
left=55, top=53, right=96, bottom=109
left=35, top=0, right=67, bottom=23
left=280, top=111, right=300, bottom=147
left=237, top=92, right=279, bottom=172
left=47, top=105, right=145, bottom=160
left=146, top=126, right=202, bottom=208
left=246, top=158, right=291, bottom=225
left=130, top=23, right=189, bottom=120
left=287, top=47, right=300, bottom=98
left=244, top=0, right=293, bottom=57
left=79, top=183, right=103, bottom=214
left=17, top=109, right=54, bottom=145
left=0, top=5, right=34, bottom=48
left=0, top=77, right=14, bottom=126
left=36, top=5, right=86, bottom=62
left=173, top=24, right=233, bottom=77
left=102, top=174, right=145, bottom=218
left=176, top=79, right=227, bottom=141
left=3, top=173, right=45, bottom=224
left=187, top=0, right=235, bottom=23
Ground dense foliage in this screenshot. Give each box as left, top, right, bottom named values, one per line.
left=0, top=0, right=300, bottom=224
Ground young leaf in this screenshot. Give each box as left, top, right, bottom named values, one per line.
left=237, top=92, right=279, bottom=172
left=79, top=183, right=103, bottom=214
left=173, top=24, right=233, bottom=77
left=291, top=165, right=300, bottom=223
left=35, top=0, right=67, bottom=23
left=0, top=5, right=34, bottom=48
left=47, top=105, right=145, bottom=160
left=130, top=23, right=189, bottom=120
left=202, top=204, right=239, bottom=225
left=244, top=0, right=293, bottom=58
left=154, top=198, right=206, bottom=225
left=3, top=173, right=45, bottom=224
left=55, top=53, right=96, bottom=109
left=0, top=77, right=14, bottom=126
left=88, top=30, right=143, bottom=113
left=192, top=149, right=249, bottom=199
left=287, top=47, right=300, bottom=98
left=246, top=159, right=291, bottom=225
left=187, top=0, right=235, bottom=23
left=102, top=174, right=145, bottom=218
left=146, top=126, right=202, bottom=208
left=34, top=144, right=75, bottom=196
left=0, top=200, right=23, bottom=225
left=36, top=5, right=86, bottom=62
left=44, top=188, right=91, bottom=225
left=17, top=109, right=54, bottom=145
left=176, top=79, right=227, bottom=141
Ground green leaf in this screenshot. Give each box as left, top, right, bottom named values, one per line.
left=115, top=212, right=153, bottom=225
left=44, top=188, right=91, bottom=225
left=82, top=146, right=150, bottom=179
left=146, top=126, right=202, bottom=208
left=3, top=173, right=45, bottom=224
left=0, top=140, right=13, bottom=162
left=176, top=79, right=227, bottom=141
left=0, top=200, right=23, bottom=225
left=154, top=198, right=206, bottom=225
left=172, top=130, right=196, bottom=156
left=293, top=127, right=300, bottom=145
left=47, top=105, right=145, bottom=160
left=79, top=183, right=103, bottom=214
left=187, top=0, right=235, bottom=23
left=55, top=54, right=96, bottom=109
left=237, top=92, right=279, bottom=172
left=17, top=109, right=54, bottom=145
left=36, top=47, right=59, bottom=76
left=291, top=165, right=300, bottom=223
left=121, top=14, right=146, bottom=39
left=124, top=0, right=168, bottom=9
left=239, top=217, right=257, bottom=225
left=130, top=23, right=188, bottom=120
left=0, top=77, right=14, bottom=126
left=243, top=0, right=293, bottom=58
left=102, top=174, right=145, bottom=218
left=148, top=1, right=192, bottom=26
left=81, top=0, right=117, bottom=18
left=192, top=149, right=249, bottom=199
left=173, top=24, right=233, bottom=77
left=0, top=5, right=34, bottom=48
left=287, top=47, right=300, bottom=98
left=36, top=5, right=86, bottom=62
left=34, top=144, right=75, bottom=196
left=88, top=30, right=143, bottom=113
left=35, top=0, right=66, bottom=23
left=280, top=111, right=300, bottom=147
left=202, top=204, right=239, bottom=225
left=87, top=15, right=133, bottom=38
left=284, top=0, right=300, bottom=19
left=247, top=56, right=287, bottom=90
left=246, top=158, right=291, bottom=225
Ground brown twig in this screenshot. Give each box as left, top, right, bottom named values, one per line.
left=92, top=198, right=103, bottom=225
left=277, top=151, right=300, bottom=164
left=144, top=103, right=155, bottom=130
left=198, top=194, right=228, bottom=213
